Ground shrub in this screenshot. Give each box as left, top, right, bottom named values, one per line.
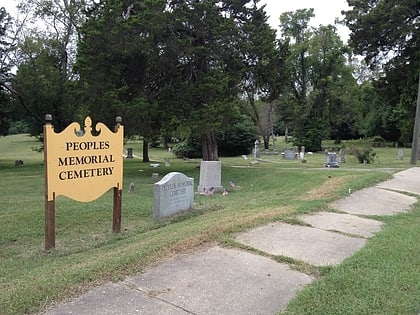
left=218, top=119, right=258, bottom=157
left=172, top=119, right=258, bottom=158
left=372, top=135, right=385, bottom=147
left=351, top=145, right=377, bottom=164
left=172, top=137, right=202, bottom=158
left=8, top=120, right=30, bottom=134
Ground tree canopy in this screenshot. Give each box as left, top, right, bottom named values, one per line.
left=343, top=0, right=419, bottom=143
left=2, top=0, right=418, bottom=154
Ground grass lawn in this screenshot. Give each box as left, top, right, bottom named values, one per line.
left=0, top=134, right=419, bottom=315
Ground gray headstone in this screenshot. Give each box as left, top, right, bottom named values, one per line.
left=126, top=148, right=133, bottom=158
left=325, top=152, right=339, bottom=168
left=198, top=161, right=222, bottom=193
left=128, top=182, right=135, bottom=193
left=164, top=158, right=171, bottom=166
left=253, top=148, right=259, bottom=158
left=339, top=148, right=346, bottom=163
left=152, top=173, right=159, bottom=183
left=283, top=149, right=295, bottom=160
left=153, top=172, right=194, bottom=219
left=397, top=149, right=404, bottom=160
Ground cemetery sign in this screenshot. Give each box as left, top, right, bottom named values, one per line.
left=44, top=115, right=124, bottom=250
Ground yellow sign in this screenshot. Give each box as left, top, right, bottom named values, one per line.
left=44, top=116, right=123, bottom=202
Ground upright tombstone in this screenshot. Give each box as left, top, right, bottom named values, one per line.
left=325, top=152, right=339, bottom=168
left=126, top=148, right=133, bottom=158
left=283, top=149, right=295, bottom=160
left=254, top=140, right=260, bottom=158
left=300, top=146, right=306, bottom=161
left=164, top=157, right=170, bottom=166
left=44, top=115, right=124, bottom=250
left=339, top=148, right=346, bottom=163
left=198, top=160, right=223, bottom=193
left=154, top=172, right=194, bottom=219
left=151, top=173, right=159, bottom=183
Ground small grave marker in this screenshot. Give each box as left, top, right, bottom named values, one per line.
left=397, top=149, right=404, bottom=160
left=152, top=173, right=159, bottom=183
left=339, top=148, right=346, bottom=163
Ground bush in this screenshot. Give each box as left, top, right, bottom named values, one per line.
left=218, top=119, right=258, bottom=157
left=351, top=145, right=377, bottom=164
left=172, top=119, right=258, bottom=158
left=372, top=135, right=385, bottom=147
left=8, top=120, right=30, bottom=135
left=172, top=137, right=202, bottom=158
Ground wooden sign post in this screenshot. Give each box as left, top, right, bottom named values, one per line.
left=43, top=115, right=124, bottom=250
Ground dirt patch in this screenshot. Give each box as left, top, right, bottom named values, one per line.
left=302, top=176, right=349, bottom=200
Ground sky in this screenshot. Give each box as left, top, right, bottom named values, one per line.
left=258, top=0, right=351, bottom=41
left=0, top=0, right=351, bottom=41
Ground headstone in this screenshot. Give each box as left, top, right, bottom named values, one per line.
left=152, top=172, right=159, bottom=183
left=14, top=160, right=23, bottom=166
left=299, top=151, right=305, bottom=161
left=126, top=148, right=133, bottom=158
left=253, top=140, right=260, bottom=158
left=128, top=182, right=135, bottom=193
left=164, top=158, right=170, bottom=166
left=242, top=155, right=248, bottom=160
left=273, top=149, right=279, bottom=155
left=397, top=149, right=404, bottom=160
left=153, top=172, right=194, bottom=219
left=283, top=149, right=295, bottom=160
left=264, top=149, right=270, bottom=155
left=325, top=152, right=339, bottom=168
left=198, top=161, right=223, bottom=193
left=339, top=148, right=346, bottom=163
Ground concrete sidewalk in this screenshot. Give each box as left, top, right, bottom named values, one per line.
left=42, top=168, right=420, bottom=315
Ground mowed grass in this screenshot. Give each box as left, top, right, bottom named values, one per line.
left=0, top=134, right=418, bottom=315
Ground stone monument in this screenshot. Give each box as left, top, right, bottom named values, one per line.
left=198, top=161, right=223, bottom=193
left=154, top=172, right=194, bottom=219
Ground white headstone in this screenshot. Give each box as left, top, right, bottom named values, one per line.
left=198, top=161, right=222, bottom=193
left=153, top=172, right=194, bottom=219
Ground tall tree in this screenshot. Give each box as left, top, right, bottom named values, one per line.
left=165, top=0, right=243, bottom=161
left=308, top=25, right=359, bottom=144
left=12, top=36, right=71, bottom=135
left=240, top=3, right=285, bottom=149
left=278, top=9, right=318, bottom=149
left=76, top=0, right=170, bottom=161
left=2, top=0, right=86, bottom=134
left=278, top=9, right=359, bottom=149
left=343, top=0, right=419, bottom=143
left=0, top=7, right=13, bottom=135
left=77, top=0, right=278, bottom=161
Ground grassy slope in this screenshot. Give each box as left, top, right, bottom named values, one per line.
left=0, top=134, right=418, bottom=314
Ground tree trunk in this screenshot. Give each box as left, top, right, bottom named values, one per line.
left=142, top=139, right=150, bottom=162
left=263, top=135, right=270, bottom=149
left=201, top=129, right=218, bottom=161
